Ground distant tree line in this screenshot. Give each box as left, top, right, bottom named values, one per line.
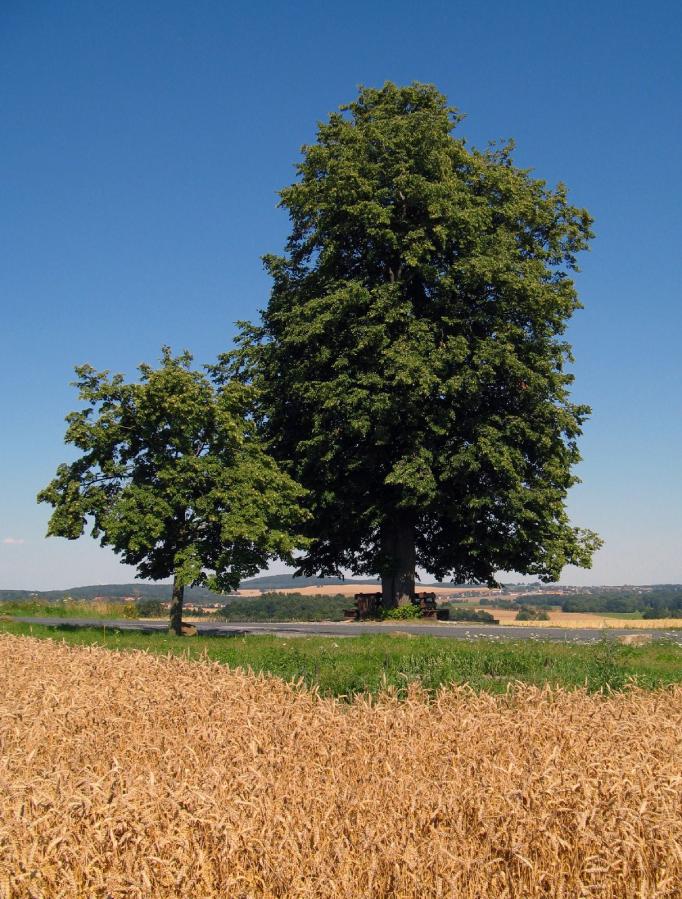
left=445, top=607, right=498, bottom=623
left=515, top=606, right=550, bottom=621
left=0, top=584, right=221, bottom=603
left=213, top=594, right=504, bottom=624
left=519, top=587, right=682, bottom=618
left=214, top=593, right=349, bottom=622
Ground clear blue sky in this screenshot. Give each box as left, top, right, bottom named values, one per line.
left=1, top=1, right=680, bottom=589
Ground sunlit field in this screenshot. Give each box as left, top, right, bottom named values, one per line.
left=1, top=633, right=681, bottom=897
left=491, top=608, right=682, bottom=629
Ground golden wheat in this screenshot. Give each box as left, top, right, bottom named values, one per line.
left=1, top=634, right=681, bottom=898
left=491, top=609, right=682, bottom=629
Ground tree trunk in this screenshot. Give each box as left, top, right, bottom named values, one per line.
left=169, top=574, right=184, bottom=636
left=380, top=514, right=416, bottom=609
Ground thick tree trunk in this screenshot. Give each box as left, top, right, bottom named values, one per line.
left=380, top=514, right=416, bottom=609
left=169, top=574, right=184, bottom=636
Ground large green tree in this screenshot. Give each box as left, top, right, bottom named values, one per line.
left=225, top=82, right=602, bottom=607
left=38, top=348, right=308, bottom=633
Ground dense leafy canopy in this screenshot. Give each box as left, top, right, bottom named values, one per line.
left=225, top=82, right=602, bottom=587
left=38, top=348, right=308, bottom=592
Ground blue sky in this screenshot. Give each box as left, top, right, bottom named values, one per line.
left=1, top=1, right=680, bottom=589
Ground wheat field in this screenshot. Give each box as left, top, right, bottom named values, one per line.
left=1, top=634, right=681, bottom=898
left=491, top=609, right=682, bottom=630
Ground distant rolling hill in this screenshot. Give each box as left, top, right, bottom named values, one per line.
left=3, top=579, right=680, bottom=606
left=238, top=574, right=379, bottom=590
left=0, top=575, right=380, bottom=603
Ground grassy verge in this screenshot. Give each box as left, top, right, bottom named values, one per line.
left=2, top=620, right=681, bottom=697
left=0, top=601, right=135, bottom=619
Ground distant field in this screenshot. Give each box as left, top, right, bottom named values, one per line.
left=1, top=633, right=680, bottom=898
left=492, top=608, right=682, bottom=629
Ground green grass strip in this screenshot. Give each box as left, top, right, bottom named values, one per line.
left=1, top=620, right=681, bottom=698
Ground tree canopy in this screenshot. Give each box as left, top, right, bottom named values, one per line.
left=38, top=348, right=308, bottom=632
left=224, top=82, right=602, bottom=603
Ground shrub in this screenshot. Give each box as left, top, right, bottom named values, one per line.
left=135, top=598, right=164, bottom=617
left=382, top=604, right=421, bottom=621
left=120, top=603, right=140, bottom=619
left=515, top=606, right=549, bottom=621
left=641, top=608, right=682, bottom=619
left=446, top=608, right=498, bottom=623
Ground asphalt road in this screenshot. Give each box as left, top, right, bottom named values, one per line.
left=9, top=616, right=682, bottom=644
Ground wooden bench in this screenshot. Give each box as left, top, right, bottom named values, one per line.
left=415, top=593, right=450, bottom=621
left=348, top=593, right=383, bottom=620
left=345, top=592, right=450, bottom=621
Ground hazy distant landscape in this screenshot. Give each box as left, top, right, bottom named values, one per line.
left=3, top=577, right=682, bottom=615
left=4, top=580, right=682, bottom=633
left=0, top=574, right=373, bottom=603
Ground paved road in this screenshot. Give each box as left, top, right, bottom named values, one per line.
left=9, top=616, right=682, bottom=644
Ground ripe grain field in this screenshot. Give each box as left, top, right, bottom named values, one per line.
left=1, top=634, right=681, bottom=898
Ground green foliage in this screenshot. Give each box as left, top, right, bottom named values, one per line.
left=223, top=81, right=602, bottom=586
left=584, top=640, right=628, bottom=691
left=642, top=607, right=682, bottom=620
left=135, top=598, right=164, bottom=617
left=38, top=348, right=308, bottom=593
left=2, top=621, right=680, bottom=697
left=215, top=592, right=349, bottom=622
left=446, top=607, right=498, bottom=623
left=120, top=603, right=140, bottom=619
left=515, top=605, right=550, bottom=621
left=511, top=593, right=564, bottom=607
left=382, top=604, right=421, bottom=620
left=561, top=587, right=682, bottom=617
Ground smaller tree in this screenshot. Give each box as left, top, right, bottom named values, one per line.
left=38, top=348, right=308, bottom=634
